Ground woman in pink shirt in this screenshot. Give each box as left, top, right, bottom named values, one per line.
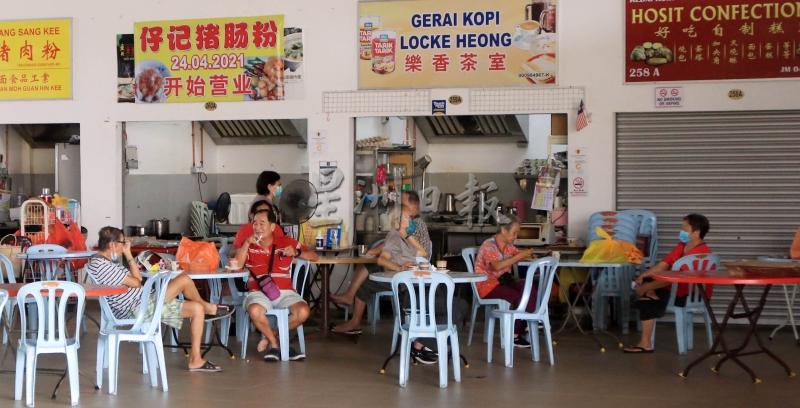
left=475, top=217, right=536, bottom=347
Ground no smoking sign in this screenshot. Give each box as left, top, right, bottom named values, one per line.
left=655, top=87, right=683, bottom=108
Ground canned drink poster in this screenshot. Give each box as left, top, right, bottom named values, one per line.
left=371, top=30, right=397, bottom=74
left=359, top=16, right=381, bottom=60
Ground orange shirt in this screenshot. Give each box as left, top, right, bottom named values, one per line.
left=791, top=228, right=800, bottom=260
left=475, top=237, right=520, bottom=298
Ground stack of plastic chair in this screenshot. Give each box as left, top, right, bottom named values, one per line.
left=190, top=201, right=210, bottom=238
left=462, top=247, right=510, bottom=346
left=487, top=256, right=559, bottom=368
left=98, top=272, right=173, bottom=395
left=588, top=211, right=639, bottom=333
left=620, top=209, right=659, bottom=268
left=656, top=253, right=720, bottom=354
left=391, top=271, right=460, bottom=388
left=240, top=260, right=310, bottom=360
left=15, top=281, right=86, bottom=407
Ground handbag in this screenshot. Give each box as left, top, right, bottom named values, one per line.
left=248, top=244, right=281, bottom=301
left=498, top=272, right=515, bottom=286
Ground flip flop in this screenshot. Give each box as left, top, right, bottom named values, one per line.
left=189, top=360, right=223, bottom=372
left=623, top=346, right=654, bottom=354
left=329, top=325, right=362, bottom=335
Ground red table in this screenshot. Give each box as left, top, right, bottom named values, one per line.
left=0, top=283, right=127, bottom=298
left=654, top=262, right=800, bottom=383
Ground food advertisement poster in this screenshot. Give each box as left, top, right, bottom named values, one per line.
left=0, top=18, right=72, bottom=100
left=626, top=0, right=800, bottom=83
left=358, top=0, right=558, bottom=89
left=117, top=34, right=135, bottom=102
left=134, top=16, right=284, bottom=103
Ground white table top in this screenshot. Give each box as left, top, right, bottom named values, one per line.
left=518, top=259, right=630, bottom=268
left=142, top=269, right=248, bottom=279
left=369, top=271, right=487, bottom=284
left=17, top=250, right=97, bottom=260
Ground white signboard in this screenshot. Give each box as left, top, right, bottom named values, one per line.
left=569, top=146, right=588, bottom=196
left=655, top=87, right=683, bottom=108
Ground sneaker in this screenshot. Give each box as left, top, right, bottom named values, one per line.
left=412, top=346, right=438, bottom=365
left=263, top=348, right=281, bottom=362
left=514, top=336, right=531, bottom=348
left=289, top=347, right=306, bottom=361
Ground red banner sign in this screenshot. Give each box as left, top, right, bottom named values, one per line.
left=625, top=1, right=800, bottom=82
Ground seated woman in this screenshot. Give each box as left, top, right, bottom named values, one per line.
left=86, top=227, right=232, bottom=372
left=624, top=213, right=712, bottom=353
left=330, top=208, right=437, bottom=363
left=474, top=216, right=537, bottom=348
left=231, top=209, right=319, bottom=362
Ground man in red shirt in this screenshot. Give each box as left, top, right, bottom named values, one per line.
left=231, top=200, right=285, bottom=258
left=624, top=213, right=711, bottom=353
left=232, top=209, right=318, bottom=361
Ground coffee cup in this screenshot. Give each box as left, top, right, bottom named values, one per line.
left=436, top=260, right=447, bottom=270
left=516, top=21, right=541, bottom=39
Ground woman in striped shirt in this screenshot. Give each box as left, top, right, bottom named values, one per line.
left=86, top=227, right=231, bottom=372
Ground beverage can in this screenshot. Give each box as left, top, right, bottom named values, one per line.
left=371, top=30, right=397, bottom=74
left=359, top=16, right=381, bottom=60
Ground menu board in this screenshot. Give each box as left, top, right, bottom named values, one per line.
left=134, top=16, right=284, bottom=103
left=358, top=0, right=559, bottom=89
left=626, top=0, right=800, bottom=82
left=0, top=18, right=71, bottom=100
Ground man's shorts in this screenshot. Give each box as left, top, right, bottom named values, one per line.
left=244, top=290, right=306, bottom=312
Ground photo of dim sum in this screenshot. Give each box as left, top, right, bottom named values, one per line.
left=134, top=60, right=170, bottom=103
left=630, top=42, right=673, bottom=66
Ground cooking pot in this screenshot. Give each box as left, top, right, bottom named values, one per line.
left=126, top=225, right=146, bottom=237
left=149, top=218, right=170, bottom=239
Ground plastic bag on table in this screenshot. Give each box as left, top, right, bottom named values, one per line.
left=580, top=227, right=643, bottom=264
left=66, top=223, right=88, bottom=270
left=175, top=237, right=219, bottom=273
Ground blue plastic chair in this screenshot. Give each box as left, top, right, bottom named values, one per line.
left=15, top=281, right=85, bottom=406
left=487, top=256, right=559, bottom=367
left=656, top=253, right=720, bottom=354
left=25, top=244, right=69, bottom=281
left=462, top=247, right=510, bottom=346
left=239, top=259, right=310, bottom=360
left=391, top=271, right=460, bottom=388
left=99, top=272, right=174, bottom=395
left=621, top=209, right=659, bottom=268
left=0, top=288, right=7, bottom=346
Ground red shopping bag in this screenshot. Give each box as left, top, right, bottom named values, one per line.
left=175, top=237, right=219, bottom=273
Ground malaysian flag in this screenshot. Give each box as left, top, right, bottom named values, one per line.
left=576, top=99, right=589, bottom=131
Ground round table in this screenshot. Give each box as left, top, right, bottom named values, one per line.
left=311, top=256, right=378, bottom=335
left=368, top=271, right=485, bottom=373
left=369, top=271, right=486, bottom=283
left=654, top=262, right=800, bottom=383
left=16, top=250, right=97, bottom=281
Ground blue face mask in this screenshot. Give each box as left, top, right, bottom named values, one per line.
left=678, top=230, right=691, bottom=244
left=406, top=218, right=417, bottom=236
left=111, top=251, right=119, bottom=263
left=274, top=185, right=283, bottom=198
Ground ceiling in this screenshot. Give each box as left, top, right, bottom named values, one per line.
left=11, top=124, right=80, bottom=148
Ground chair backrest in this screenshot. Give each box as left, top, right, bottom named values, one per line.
left=391, top=271, right=454, bottom=332
left=0, top=289, right=7, bottom=322
left=26, top=244, right=69, bottom=281
left=129, top=272, right=173, bottom=335
left=0, top=253, right=16, bottom=284
left=218, top=238, right=230, bottom=268
left=670, top=253, right=721, bottom=305
left=85, top=266, right=137, bottom=327
left=426, top=239, right=433, bottom=261
left=588, top=212, right=638, bottom=244
left=17, top=281, right=85, bottom=348
left=291, top=259, right=312, bottom=298
left=461, top=247, right=478, bottom=273
left=516, top=256, right=559, bottom=314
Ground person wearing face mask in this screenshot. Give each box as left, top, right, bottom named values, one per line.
left=624, top=213, right=711, bottom=353
left=474, top=216, right=537, bottom=347
left=85, top=227, right=232, bottom=372
left=253, top=170, right=283, bottom=225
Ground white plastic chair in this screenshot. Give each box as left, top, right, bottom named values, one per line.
left=462, top=247, right=510, bottom=346
left=757, top=256, right=799, bottom=342
left=0, top=288, right=8, bottom=343
left=98, top=272, right=174, bottom=395
left=656, top=253, right=719, bottom=354
left=487, top=256, right=559, bottom=368
left=14, top=281, right=86, bottom=407
left=392, top=271, right=460, bottom=388
left=1, top=254, right=18, bottom=345
left=25, top=245, right=69, bottom=281
left=240, top=259, right=310, bottom=360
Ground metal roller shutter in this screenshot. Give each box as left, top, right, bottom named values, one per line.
left=616, top=111, right=800, bottom=325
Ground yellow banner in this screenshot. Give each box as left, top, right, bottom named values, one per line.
left=0, top=18, right=72, bottom=100
left=134, top=16, right=284, bottom=103
left=358, top=0, right=558, bottom=89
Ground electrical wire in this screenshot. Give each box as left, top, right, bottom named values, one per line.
left=197, top=171, right=207, bottom=202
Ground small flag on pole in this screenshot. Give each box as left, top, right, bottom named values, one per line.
left=576, top=99, right=589, bottom=132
